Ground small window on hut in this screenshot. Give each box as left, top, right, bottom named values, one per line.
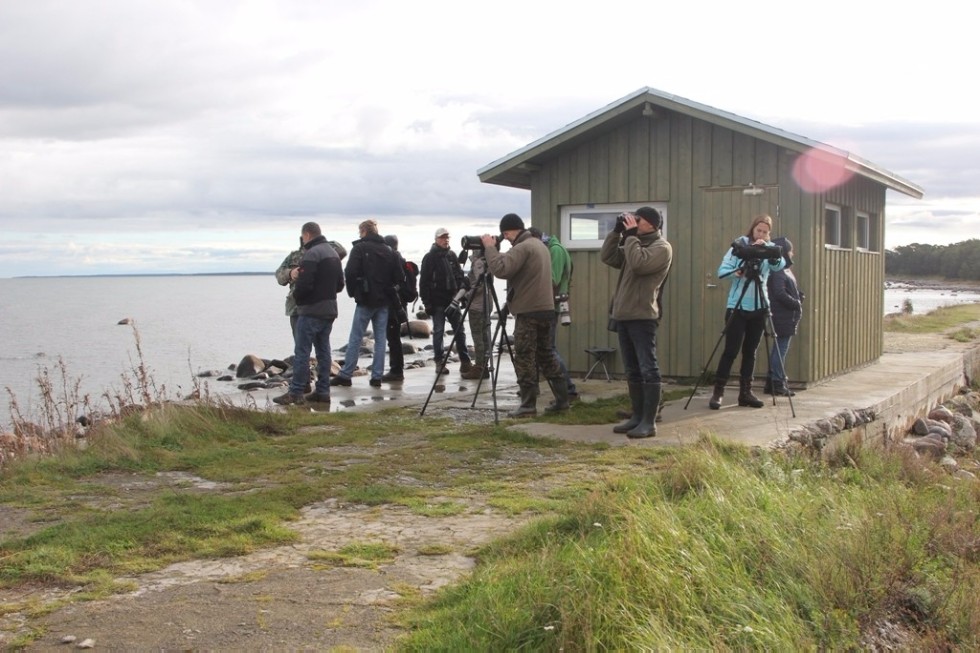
left=824, top=204, right=842, bottom=247
left=560, top=202, right=667, bottom=250
left=856, top=211, right=870, bottom=250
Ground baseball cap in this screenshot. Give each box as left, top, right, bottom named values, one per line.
left=435, top=227, right=450, bottom=238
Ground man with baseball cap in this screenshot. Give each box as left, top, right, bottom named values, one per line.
left=420, top=227, right=473, bottom=375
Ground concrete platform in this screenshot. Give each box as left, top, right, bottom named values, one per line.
left=254, top=338, right=980, bottom=451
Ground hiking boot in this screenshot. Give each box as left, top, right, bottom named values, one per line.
left=737, top=378, right=764, bottom=408
left=381, top=372, right=404, bottom=382
left=459, top=359, right=473, bottom=374
left=329, top=375, right=352, bottom=387
left=435, top=365, right=449, bottom=375
left=772, top=381, right=795, bottom=397
left=272, top=392, right=306, bottom=406
left=461, top=365, right=487, bottom=380
left=303, top=392, right=331, bottom=403
left=708, top=379, right=726, bottom=410
left=369, top=378, right=382, bottom=388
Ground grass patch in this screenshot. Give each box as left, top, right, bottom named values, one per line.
left=307, top=541, right=399, bottom=569
left=884, top=303, right=980, bottom=334
left=399, top=437, right=980, bottom=651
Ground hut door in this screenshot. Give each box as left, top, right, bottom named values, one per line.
left=696, top=187, right=780, bottom=378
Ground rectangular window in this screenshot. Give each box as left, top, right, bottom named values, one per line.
left=824, top=204, right=841, bottom=247
left=560, top=202, right=667, bottom=249
left=868, top=212, right=880, bottom=252
left=856, top=211, right=870, bottom=250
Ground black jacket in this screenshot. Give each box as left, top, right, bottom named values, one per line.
left=767, top=268, right=804, bottom=337
left=294, top=235, right=345, bottom=319
left=344, top=233, right=403, bottom=308
left=420, top=243, right=465, bottom=309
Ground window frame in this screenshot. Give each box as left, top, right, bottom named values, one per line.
left=560, top=202, right=668, bottom=250
left=824, top=203, right=843, bottom=248
left=855, top=211, right=870, bottom=251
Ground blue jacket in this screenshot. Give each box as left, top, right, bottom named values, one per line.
left=718, top=236, right=786, bottom=311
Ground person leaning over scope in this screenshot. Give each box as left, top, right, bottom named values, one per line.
left=708, top=214, right=786, bottom=410
left=600, top=207, right=672, bottom=438
left=482, top=213, right=570, bottom=418
left=764, top=237, right=804, bottom=397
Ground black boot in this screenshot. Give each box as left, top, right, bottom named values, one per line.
left=763, top=377, right=773, bottom=395
left=738, top=378, right=764, bottom=408
left=708, top=379, right=726, bottom=410
left=544, top=377, right=571, bottom=413
left=614, top=382, right=644, bottom=433
left=772, top=380, right=795, bottom=396
left=508, top=385, right=537, bottom=418
left=627, top=383, right=661, bottom=439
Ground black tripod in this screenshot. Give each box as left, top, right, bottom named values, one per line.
left=419, top=270, right=516, bottom=423
left=684, top=261, right=795, bottom=417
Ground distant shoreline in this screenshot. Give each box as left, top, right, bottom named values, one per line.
left=885, top=277, right=980, bottom=291
left=12, top=272, right=271, bottom=279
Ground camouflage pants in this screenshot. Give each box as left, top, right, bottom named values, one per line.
left=512, top=314, right=561, bottom=391
left=467, top=292, right=492, bottom=366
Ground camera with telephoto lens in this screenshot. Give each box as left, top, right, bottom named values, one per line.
left=730, top=239, right=784, bottom=262
left=445, top=279, right=473, bottom=318
left=460, top=235, right=501, bottom=250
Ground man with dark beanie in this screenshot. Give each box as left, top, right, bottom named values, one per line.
left=600, top=206, right=672, bottom=438
left=482, top=213, right=570, bottom=417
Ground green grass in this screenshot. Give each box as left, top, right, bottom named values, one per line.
left=884, top=303, right=980, bottom=334
left=2, top=382, right=979, bottom=649
left=399, top=436, right=980, bottom=651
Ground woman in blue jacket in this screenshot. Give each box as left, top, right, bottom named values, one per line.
left=764, top=237, right=804, bottom=396
left=708, top=215, right=786, bottom=409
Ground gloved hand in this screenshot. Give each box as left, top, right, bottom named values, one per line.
left=624, top=226, right=639, bottom=238
left=768, top=257, right=782, bottom=267
left=614, top=216, right=626, bottom=234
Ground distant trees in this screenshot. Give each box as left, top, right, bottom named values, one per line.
left=885, top=239, right=980, bottom=280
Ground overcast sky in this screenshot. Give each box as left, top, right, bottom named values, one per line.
left=1, top=0, right=977, bottom=277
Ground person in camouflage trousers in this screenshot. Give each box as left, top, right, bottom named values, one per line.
left=482, top=213, right=569, bottom=418
left=461, top=247, right=493, bottom=380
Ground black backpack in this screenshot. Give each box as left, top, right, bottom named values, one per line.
left=400, top=260, right=419, bottom=304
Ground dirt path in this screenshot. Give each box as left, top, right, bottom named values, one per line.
left=3, top=492, right=529, bottom=650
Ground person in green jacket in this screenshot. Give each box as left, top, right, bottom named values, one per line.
left=529, top=228, right=578, bottom=400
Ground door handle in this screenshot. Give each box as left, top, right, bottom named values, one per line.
left=706, top=283, right=718, bottom=288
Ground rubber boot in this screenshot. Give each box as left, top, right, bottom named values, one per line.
left=708, top=379, right=726, bottom=410
left=738, top=378, right=764, bottom=408
left=544, top=377, right=571, bottom=413
left=614, top=382, right=644, bottom=433
left=508, top=385, right=537, bottom=418
left=627, top=383, right=662, bottom=439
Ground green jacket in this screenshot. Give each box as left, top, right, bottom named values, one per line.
left=546, top=235, right=572, bottom=296
left=600, top=229, right=672, bottom=322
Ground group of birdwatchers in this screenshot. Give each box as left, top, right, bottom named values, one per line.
left=271, top=209, right=802, bottom=439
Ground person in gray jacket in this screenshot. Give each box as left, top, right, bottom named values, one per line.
left=273, top=221, right=345, bottom=406
left=600, top=207, right=672, bottom=438
left=482, top=213, right=569, bottom=417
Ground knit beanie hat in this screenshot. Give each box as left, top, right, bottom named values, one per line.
left=499, top=213, right=525, bottom=232
left=634, top=206, right=663, bottom=229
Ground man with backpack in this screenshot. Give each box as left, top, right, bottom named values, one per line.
left=330, top=220, right=405, bottom=388
left=529, top=228, right=578, bottom=401
left=381, top=234, right=418, bottom=382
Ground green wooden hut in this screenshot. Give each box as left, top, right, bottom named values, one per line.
left=477, top=87, right=923, bottom=385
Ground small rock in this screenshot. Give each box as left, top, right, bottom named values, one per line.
left=117, top=318, right=132, bottom=325
left=77, top=639, right=95, bottom=649
left=60, top=635, right=77, bottom=643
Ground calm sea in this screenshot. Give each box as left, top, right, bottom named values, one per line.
left=1, top=275, right=978, bottom=426
left=0, top=275, right=363, bottom=420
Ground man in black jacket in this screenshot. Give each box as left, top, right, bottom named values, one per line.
left=274, top=221, right=345, bottom=405
left=420, top=227, right=473, bottom=375
left=330, top=219, right=405, bottom=388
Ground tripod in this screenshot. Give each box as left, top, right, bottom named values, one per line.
left=684, top=262, right=795, bottom=417
left=419, top=269, right=516, bottom=422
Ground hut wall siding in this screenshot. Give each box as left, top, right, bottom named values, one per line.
left=530, top=112, right=888, bottom=384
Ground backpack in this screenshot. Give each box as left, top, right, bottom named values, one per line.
left=400, top=260, right=419, bottom=304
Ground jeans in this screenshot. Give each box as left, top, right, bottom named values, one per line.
left=768, top=335, right=793, bottom=383
left=616, top=319, right=661, bottom=384
left=550, top=314, right=577, bottom=393
left=431, top=305, right=471, bottom=365
left=715, top=308, right=766, bottom=381
left=339, top=304, right=388, bottom=380
left=290, top=315, right=334, bottom=395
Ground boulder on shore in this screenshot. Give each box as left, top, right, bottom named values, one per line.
left=236, top=354, right=267, bottom=378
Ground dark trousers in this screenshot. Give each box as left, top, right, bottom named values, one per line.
left=715, top=308, right=766, bottom=381
left=617, top=319, right=661, bottom=384
left=386, top=307, right=404, bottom=373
